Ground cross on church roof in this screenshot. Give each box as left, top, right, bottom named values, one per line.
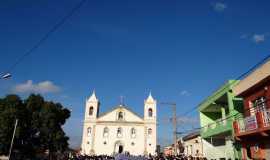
left=120, top=95, right=125, bottom=106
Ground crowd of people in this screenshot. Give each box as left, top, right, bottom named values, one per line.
left=67, top=153, right=207, bottom=160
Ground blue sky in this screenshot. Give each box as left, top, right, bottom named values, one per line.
left=1, top=0, right=270, bottom=148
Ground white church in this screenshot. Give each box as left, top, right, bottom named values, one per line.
left=81, top=91, right=157, bottom=156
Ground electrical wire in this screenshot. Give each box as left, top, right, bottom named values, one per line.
left=2, top=0, right=87, bottom=75
left=179, top=99, right=269, bottom=135
left=179, top=54, right=270, bottom=117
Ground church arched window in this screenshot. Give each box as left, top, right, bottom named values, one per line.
left=118, top=111, right=124, bottom=120
left=148, top=128, right=152, bottom=136
left=87, top=127, right=92, bottom=136
left=89, top=106, right=94, bottom=116
left=131, top=128, right=136, bottom=138
left=148, top=108, right=153, bottom=117
left=103, top=127, right=109, bottom=138
left=117, top=127, right=122, bottom=137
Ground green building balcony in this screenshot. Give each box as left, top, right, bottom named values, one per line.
left=199, top=80, right=243, bottom=138
left=201, top=118, right=233, bottom=138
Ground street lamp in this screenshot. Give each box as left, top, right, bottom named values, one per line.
left=160, top=102, right=178, bottom=155
left=1, top=73, right=12, bottom=79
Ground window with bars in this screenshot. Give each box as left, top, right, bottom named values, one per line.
left=250, top=97, right=267, bottom=115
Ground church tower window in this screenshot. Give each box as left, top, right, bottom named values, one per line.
left=148, top=108, right=153, bottom=117
left=89, top=106, right=94, bottom=116
left=117, top=127, right=122, bottom=137
left=103, top=127, right=109, bottom=137
left=148, top=128, right=152, bottom=136
left=131, top=128, right=136, bottom=138
left=87, top=127, right=92, bottom=136
left=118, top=111, right=124, bottom=120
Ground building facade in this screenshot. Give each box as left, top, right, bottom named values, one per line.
left=81, top=92, right=157, bottom=156
left=233, top=60, right=270, bottom=160
left=163, top=146, right=173, bottom=156
left=198, top=80, right=243, bottom=160
left=182, top=131, right=204, bottom=158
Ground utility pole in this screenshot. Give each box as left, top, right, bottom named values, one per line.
left=160, top=102, right=177, bottom=155
left=8, top=119, right=18, bottom=160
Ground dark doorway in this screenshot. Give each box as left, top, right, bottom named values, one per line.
left=118, top=145, right=123, bottom=153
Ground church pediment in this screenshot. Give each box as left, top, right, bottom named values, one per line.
left=97, top=106, right=144, bottom=122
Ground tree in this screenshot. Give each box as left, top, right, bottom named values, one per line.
left=0, top=94, right=70, bottom=159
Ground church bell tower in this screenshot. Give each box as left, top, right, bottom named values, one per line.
left=85, top=90, right=99, bottom=120
left=144, top=92, right=157, bottom=155
left=81, top=90, right=99, bottom=155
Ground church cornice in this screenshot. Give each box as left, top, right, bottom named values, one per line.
left=83, top=120, right=156, bottom=125
left=96, top=120, right=145, bottom=125
left=97, top=105, right=144, bottom=120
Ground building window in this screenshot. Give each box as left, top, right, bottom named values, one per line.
left=89, top=106, right=94, bottom=116
left=131, top=128, right=136, bottom=138
left=103, top=141, right=107, bottom=145
left=118, top=111, right=124, bottom=120
left=103, top=127, right=109, bottom=137
left=131, top=142, right=135, bottom=146
left=148, top=128, right=152, bottom=136
left=117, top=127, right=122, bottom=137
left=148, top=108, right=153, bottom=117
left=252, top=97, right=266, bottom=113
left=87, top=141, right=90, bottom=144
left=87, top=127, right=91, bottom=136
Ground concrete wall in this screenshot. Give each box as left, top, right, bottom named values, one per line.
left=202, top=137, right=235, bottom=160
left=93, top=124, right=146, bottom=155
left=183, top=136, right=203, bottom=157
left=82, top=116, right=156, bottom=155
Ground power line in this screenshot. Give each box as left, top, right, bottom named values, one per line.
left=2, top=0, right=87, bottom=75
left=179, top=53, right=270, bottom=117
left=179, top=99, right=269, bottom=135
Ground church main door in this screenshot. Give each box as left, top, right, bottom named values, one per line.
left=118, top=145, right=123, bottom=153
left=114, top=141, right=124, bottom=154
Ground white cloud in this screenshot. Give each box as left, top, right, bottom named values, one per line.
left=240, top=34, right=248, bottom=39
left=252, top=34, right=265, bottom=43
left=180, top=90, right=191, bottom=96
left=12, top=80, right=60, bottom=94
left=213, top=2, right=227, bottom=12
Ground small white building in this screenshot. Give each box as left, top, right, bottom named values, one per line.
left=81, top=91, right=157, bottom=156
left=182, top=131, right=204, bottom=158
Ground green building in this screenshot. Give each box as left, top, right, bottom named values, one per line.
left=198, top=80, right=243, bottom=160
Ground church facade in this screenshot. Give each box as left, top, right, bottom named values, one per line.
left=81, top=92, right=157, bottom=156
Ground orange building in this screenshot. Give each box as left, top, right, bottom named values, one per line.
left=233, top=60, right=270, bottom=159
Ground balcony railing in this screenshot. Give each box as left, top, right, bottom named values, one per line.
left=204, top=118, right=227, bottom=131
left=202, top=118, right=231, bottom=138
left=234, top=109, right=270, bottom=135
